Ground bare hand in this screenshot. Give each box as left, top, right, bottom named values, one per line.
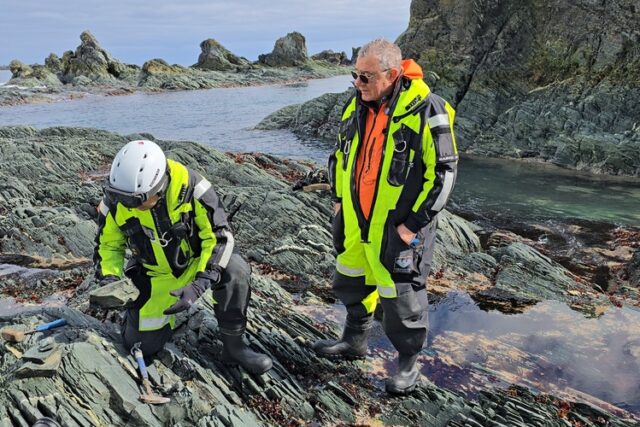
left=333, top=202, right=342, bottom=216
left=396, top=223, right=417, bottom=246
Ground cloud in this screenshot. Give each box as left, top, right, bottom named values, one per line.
left=0, top=0, right=411, bottom=65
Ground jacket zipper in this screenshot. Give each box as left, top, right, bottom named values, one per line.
left=352, top=80, right=404, bottom=243
left=364, top=110, right=379, bottom=174
left=350, top=106, right=368, bottom=241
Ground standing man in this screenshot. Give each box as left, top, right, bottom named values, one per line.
left=94, top=139, right=272, bottom=374
left=313, top=39, right=458, bottom=395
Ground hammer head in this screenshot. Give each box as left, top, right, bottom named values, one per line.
left=139, top=393, right=170, bottom=405
left=1, top=327, right=26, bottom=343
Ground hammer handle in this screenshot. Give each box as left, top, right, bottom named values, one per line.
left=34, top=318, right=67, bottom=332
left=133, top=349, right=148, bottom=380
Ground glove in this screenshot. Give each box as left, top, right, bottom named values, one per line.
left=199, top=268, right=222, bottom=287
left=98, top=275, right=119, bottom=287
left=163, top=275, right=211, bottom=315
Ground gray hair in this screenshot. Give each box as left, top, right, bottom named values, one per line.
left=357, top=38, right=402, bottom=70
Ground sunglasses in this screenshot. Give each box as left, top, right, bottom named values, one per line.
left=351, top=68, right=389, bottom=84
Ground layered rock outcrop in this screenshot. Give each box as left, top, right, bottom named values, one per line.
left=396, top=0, right=640, bottom=176
left=0, top=126, right=636, bottom=425
left=61, top=30, right=135, bottom=84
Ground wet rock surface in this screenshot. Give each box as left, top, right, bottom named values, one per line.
left=0, top=127, right=638, bottom=425
left=1, top=31, right=347, bottom=107
left=257, top=0, right=640, bottom=177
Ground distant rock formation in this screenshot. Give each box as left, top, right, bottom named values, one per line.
left=350, top=47, right=360, bottom=64
left=8, top=60, right=32, bottom=79
left=61, top=31, right=128, bottom=83
left=195, top=39, right=250, bottom=71
left=311, top=50, right=348, bottom=65
left=7, top=60, right=61, bottom=87
left=142, top=58, right=187, bottom=75
left=1, top=31, right=347, bottom=106
left=258, top=31, right=308, bottom=67
left=43, top=53, right=63, bottom=75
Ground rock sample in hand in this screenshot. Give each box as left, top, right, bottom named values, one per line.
left=89, top=277, right=139, bottom=309
left=258, top=32, right=308, bottom=67
left=195, top=39, right=250, bottom=71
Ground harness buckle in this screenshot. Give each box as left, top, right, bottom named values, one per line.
left=344, top=139, right=351, bottom=155
left=151, top=231, right=173, bottom=248
left=394, top=140, right=407, bottom=153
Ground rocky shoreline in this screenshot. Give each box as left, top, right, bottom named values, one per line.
left=256, top=0, right=640, bottom=177
left=0, top=31, right=350, bottom=107
left=0, top=126, right=638, bottom=425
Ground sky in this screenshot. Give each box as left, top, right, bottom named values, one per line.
left=0, top=0, right=412, bottom=66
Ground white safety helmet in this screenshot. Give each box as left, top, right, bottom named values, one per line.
left=105, top=140, right=169, bottom=208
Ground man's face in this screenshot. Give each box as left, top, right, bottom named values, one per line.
left=353, top=55, right=397, bottom=102
left=136, top=194, right=161, bottom=211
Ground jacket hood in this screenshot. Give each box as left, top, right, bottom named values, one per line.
left=401, top=59, right=423, bottom=80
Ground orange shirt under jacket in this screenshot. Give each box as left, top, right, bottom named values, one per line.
left=355, top=103, right=388, bottom=220
left=354, top=59, right=424, bottom=220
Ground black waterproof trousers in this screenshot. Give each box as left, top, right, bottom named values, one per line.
left=121, top=253, right=252, bottom=357
left=333, top=219, right=436, bottom=355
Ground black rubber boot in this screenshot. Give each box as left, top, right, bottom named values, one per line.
left=221, top=333, right=273, bottom=375
left=385, top=353, right=420, bottom=395
left=312, top=325, right=371, bottom=360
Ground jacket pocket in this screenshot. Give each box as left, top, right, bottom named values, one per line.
left=381, top=220, right=413, bottom=274
left=331, top=208, right=346, bottom=254
left=387, top=124, right=419, bottom=187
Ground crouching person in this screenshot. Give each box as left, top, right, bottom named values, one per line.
left=93, top=139, right=272, bottom=374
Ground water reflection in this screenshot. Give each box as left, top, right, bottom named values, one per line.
left=294, top=292, right=640, bottom=417
left=452, top=155, right=640, bottom=227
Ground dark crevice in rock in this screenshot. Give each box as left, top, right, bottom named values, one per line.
left=455, top=6, right=516, bottom=108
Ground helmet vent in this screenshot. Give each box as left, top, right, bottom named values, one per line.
left=117, top=162, right=120, bottom=167
left=143, top=154, right=148, bottom=159
left=139, top=167, right=144, bottom=172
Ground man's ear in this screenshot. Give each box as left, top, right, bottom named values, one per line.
left=389, top=67, right=401, bottom=80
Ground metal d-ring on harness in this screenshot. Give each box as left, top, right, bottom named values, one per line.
left=343, top=139, right=351, bottom=155
left=394, top=139, right=407, bottom=154
left=150, top=205, right=192, bottom=270
left=150, top=231, right=173, bottom=248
